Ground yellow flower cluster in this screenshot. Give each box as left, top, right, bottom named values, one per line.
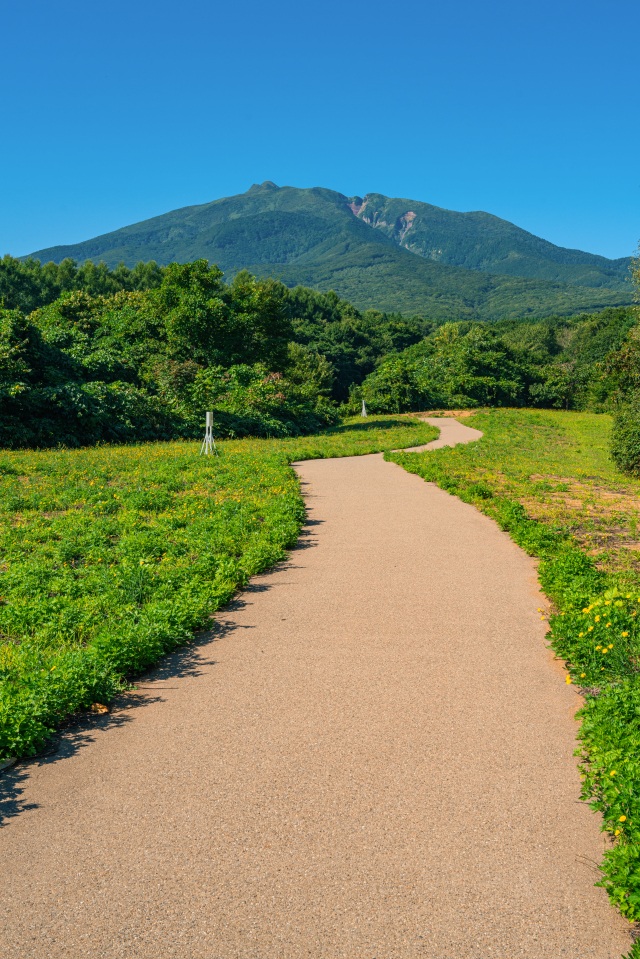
left=575, top=595, right=638, bottom=676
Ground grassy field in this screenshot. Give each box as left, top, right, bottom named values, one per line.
left=0, top=416, right=437, bottom=763
left=395, top=409, right=640, bottom=584
left=389, top=409, right=640, bottom=931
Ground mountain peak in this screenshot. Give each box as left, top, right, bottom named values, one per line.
left=248, top=180, right=279, bottom=193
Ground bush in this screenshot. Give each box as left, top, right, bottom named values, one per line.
left=0, top=381, right=178, bottom=448
left=356, top=322, right=529, bottom=414
left=611, top=401, right=640, bottom=475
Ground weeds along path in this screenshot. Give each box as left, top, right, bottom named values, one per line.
left=0, top=420, right=631, bottom=958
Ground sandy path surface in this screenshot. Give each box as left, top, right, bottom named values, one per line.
left=0, top=421, right=631, bottom=957
left=401, top=415, right=484, bottom=451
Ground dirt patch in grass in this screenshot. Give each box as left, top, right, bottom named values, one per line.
left=419, top=408, right=475, bottom=418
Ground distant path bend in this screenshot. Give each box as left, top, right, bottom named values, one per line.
left=0, top=418, right=630, bottom=958
left=401, top=413, right=484, bottom=451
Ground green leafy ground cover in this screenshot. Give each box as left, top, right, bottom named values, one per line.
left=389, top=409, right=640, bottom=933
left=0, top=416, right=436, bottom=762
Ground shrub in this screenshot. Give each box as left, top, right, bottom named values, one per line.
left=611, top=401, right=640, bottom=475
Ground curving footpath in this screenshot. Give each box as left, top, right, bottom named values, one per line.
left=0, top=419, right=631, bottom=957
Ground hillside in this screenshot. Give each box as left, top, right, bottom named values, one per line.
left=28, top=182, right=633, bottom=320
left=257, top=245, right=630, bottom=321
left=353, top=193, right=630, bottom=287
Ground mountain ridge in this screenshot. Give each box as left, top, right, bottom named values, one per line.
left=350, top=191, right=630, bottom=285
left=25, top=182, right=633, bottom=321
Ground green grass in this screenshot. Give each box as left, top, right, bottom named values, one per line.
left=390, top=409, right=640, bottom=586
left=0, top=415, right=437, bottom=762
left=388, top=409, right=640, bottom=927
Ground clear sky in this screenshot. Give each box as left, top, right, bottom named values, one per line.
left=2, top=0, right=638, bottom=260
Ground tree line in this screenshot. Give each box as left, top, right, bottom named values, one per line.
left=0, top=258, right=426, bottom=447
left=353, top=306, right=638, bottom=414
left=2, top=253, right=639, bottom=464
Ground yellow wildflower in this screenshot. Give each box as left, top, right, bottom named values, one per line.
left=620, top=815, right=627, bottom=822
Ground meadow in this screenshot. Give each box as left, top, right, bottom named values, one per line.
left=0, top=416, right=437, bottom=763
left=390, top=409, right=640, bottom=928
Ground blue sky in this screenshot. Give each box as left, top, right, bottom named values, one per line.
left=1, top=0, right=638, bottom=259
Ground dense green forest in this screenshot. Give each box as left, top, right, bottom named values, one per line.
left=26, top=182, right=633, bottom=321
left=0, top=258, right=427, bottom=447
left=0, top=254, right=164, bottom=314
left=355, top=305, right=639, bottom=414
left=1, top=253, right=638, bottom=452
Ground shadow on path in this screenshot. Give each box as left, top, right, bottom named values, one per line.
left=0, top=513, right=324, bottom=827
left=0, top=703, right=144, bottom=828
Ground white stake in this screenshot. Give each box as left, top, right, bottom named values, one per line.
left=200, top=411, right=218, bottom=455
left=361, top=400, right=368, bottom=417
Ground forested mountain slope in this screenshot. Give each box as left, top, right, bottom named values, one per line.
left=27, top=182, right=633, bottom=320
left=352, top=192, right=630, bottom=287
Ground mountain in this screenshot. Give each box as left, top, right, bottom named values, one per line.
left=28, top=182, right=633, bottom=321
left=349, top=193, right=630, bottom=288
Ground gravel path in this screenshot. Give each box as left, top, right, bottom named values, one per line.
left=0, top=419, right=631, bottom=957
